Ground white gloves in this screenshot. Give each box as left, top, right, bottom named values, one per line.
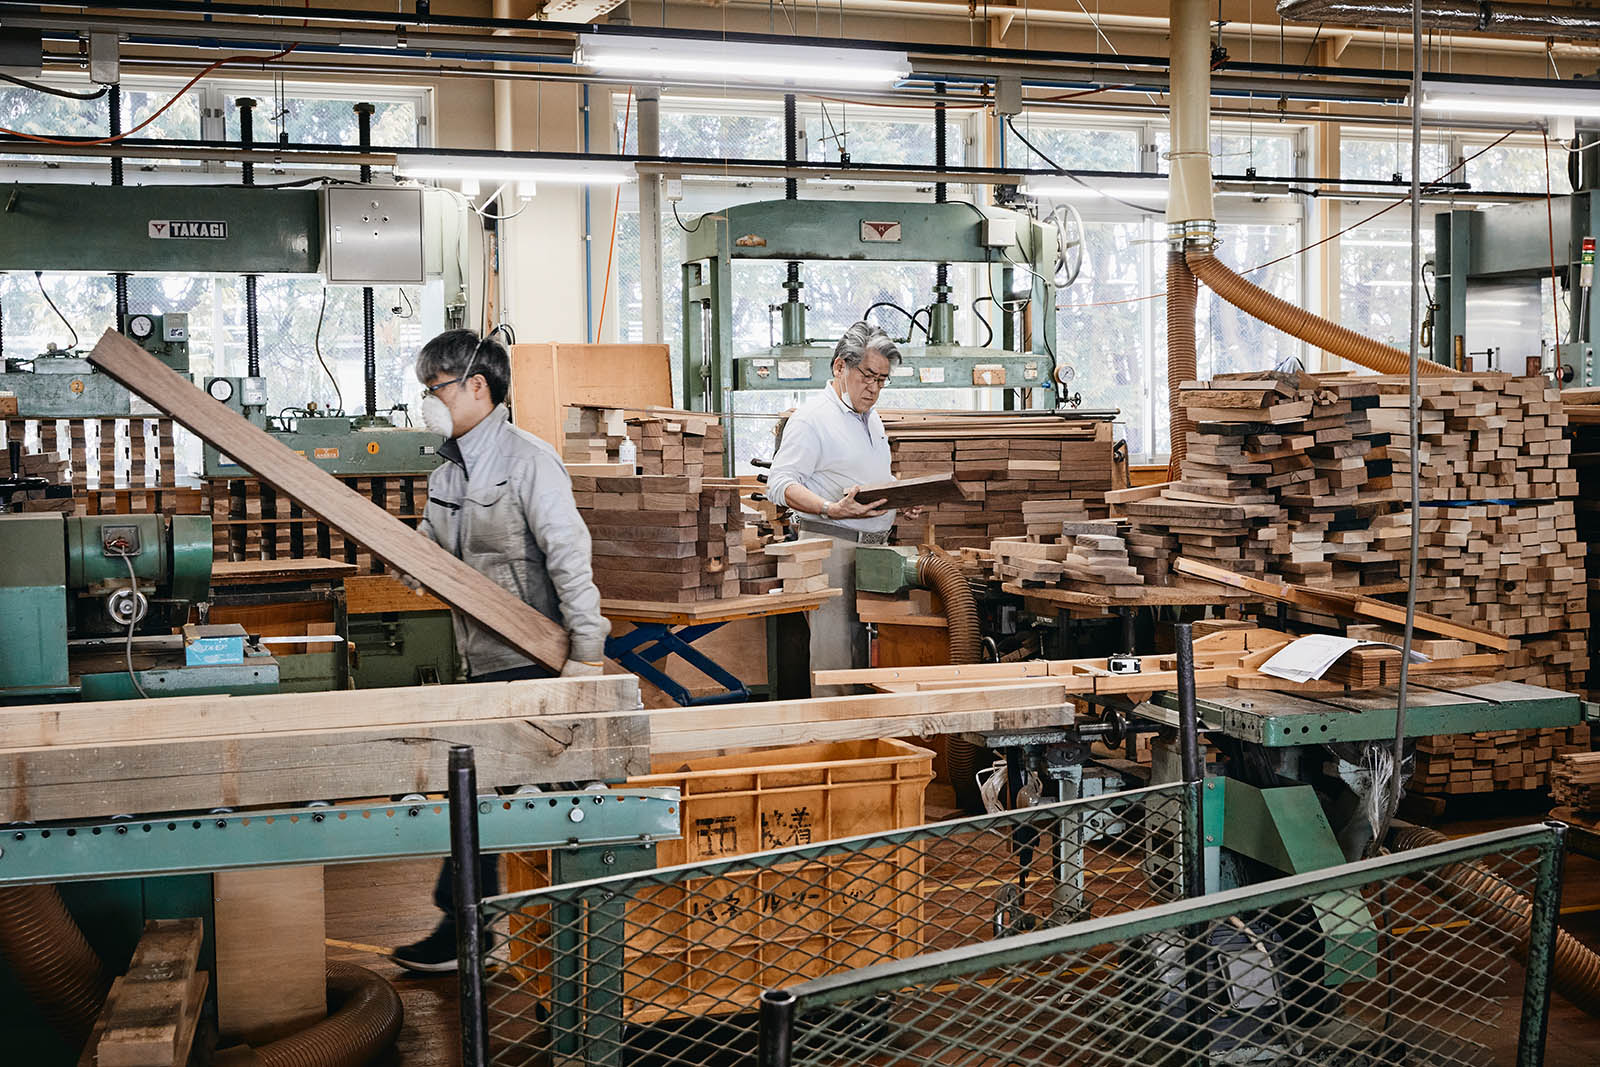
left=560, top=660, right=605, bottom=677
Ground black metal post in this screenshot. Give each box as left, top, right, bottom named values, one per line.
left=449, top=745, right=489, bottom=1067
left=1175, top=620, right=1208, bottom=1064
left=1118, top=605, right=1136, bottom=653
left=758, top=988, right=796, bottom=1067
left=109, top=85, right=129, bottom=327
left=1516, top=822, right=1569, bottom=1066
left=237, top=97, right=256, bottom=187
left=355, top=102, right=379, bottom=418
left=238, top=99, right=261, bottom=377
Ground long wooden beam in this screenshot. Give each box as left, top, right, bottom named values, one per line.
left=87, top=328, right=574, bottom=671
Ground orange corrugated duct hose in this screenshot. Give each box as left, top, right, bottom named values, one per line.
left=1166, top=250, right=1198, bottom=482
left=1185, top=250, right=1451, bottom=378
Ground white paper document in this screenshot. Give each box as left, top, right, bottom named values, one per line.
left=1258, top=635, right=1428, bottom=684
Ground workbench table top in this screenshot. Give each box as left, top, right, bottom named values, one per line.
left=1004, top=580, right=1410, bottom=611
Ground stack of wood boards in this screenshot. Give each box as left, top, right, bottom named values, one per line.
left=562, top=405, right=629, bottom=464
left=1023, top=498, right=1091, bottom=538
left=763, top=537, right=834, bottom=594
left=573, top=473, right=752, bottom=602
left=883, top=411, right=1114, bottom=548
left=3, top=415, right=180, bottom=495
left=0, top=426, right=72, bottom=511
left=84, top=919, right=208, bottom=1067
left=1552, top=749, right=1600, bottom=812
left=992, top=532, right=1146, bottom=598
left=1412, top=723, right=1590, bottom=795
left=561, top=405, right=726, bottom=479
left=207, top=475, right=431, bottom=574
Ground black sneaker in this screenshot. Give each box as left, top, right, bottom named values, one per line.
left=392, top=923, right=461, bottom=974
left=392, top=923, right=497, bottom=975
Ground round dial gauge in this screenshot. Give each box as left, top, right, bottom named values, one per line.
left=128, top=315, right=154, bottom=339
left=207, top=378, right=235, bottom=402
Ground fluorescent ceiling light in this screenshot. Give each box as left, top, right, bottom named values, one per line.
left=394, top=154, right=634, bottom=184
left=578, top=33, right=908, bottom=88
left=1418, top=79, right=1600, bottom=119
left=1024, top=178, right=1168, bottom=202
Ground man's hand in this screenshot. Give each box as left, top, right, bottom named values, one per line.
left=560, top=659, right=605, bottom=677
left=829, top=485, right=890, bottom=519
left=900, top=505, right=925, bottom=520
left=394, top=571, right=425, bottom=594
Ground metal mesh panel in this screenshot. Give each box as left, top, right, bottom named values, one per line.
left=776, top=824, right=1562, bottom=1067
left=480, top=783, right=1190, bottom=1067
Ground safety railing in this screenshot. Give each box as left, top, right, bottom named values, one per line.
left=758, top=821, right=1567, bottom=1067
left=475, top=780, right=1195, bottom=1067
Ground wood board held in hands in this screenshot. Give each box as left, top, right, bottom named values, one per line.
left=87, top=329, right=572, bottom=671
left=852, top=472, right=972, bottom=510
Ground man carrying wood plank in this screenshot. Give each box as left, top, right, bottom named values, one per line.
left=395, top=329, right=610, bottom=973
left=766, top=322, right=923, bottom=692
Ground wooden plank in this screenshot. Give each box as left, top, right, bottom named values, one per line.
left=850, top=472, right=972, bottom=509
left=214, top=867, right=325, bottom=1045
left=0, top=713, right=652, bottom=822
left=600, top=588, right=839, bottom=625
left=87, top=329, right=574, bottom=671
left=211, top=557, right=358, bottom=584
left=0, top=677, right=638, bottom=750
left=1171, top=556, right=1512, bottom=651
left=343, top=573, right=450, bottom=614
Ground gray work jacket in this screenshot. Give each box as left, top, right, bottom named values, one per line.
left=417, top=406, right=609, bottom=676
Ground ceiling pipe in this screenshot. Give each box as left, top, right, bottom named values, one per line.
left=1278, top=0, right=1600, bottom=39
left=1164, top=0, right=1210, bottom=479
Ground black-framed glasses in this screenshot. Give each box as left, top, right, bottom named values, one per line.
left=854, top=367, right=892, bottom=387
left=422, top=376, right=464, bottom=400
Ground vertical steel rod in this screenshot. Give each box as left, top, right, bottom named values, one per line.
left=109, top=86, right=129, bottom=327
left=1517, top=822, right=1568, bottom=1066
left=449, top=745, right=489, bottom=1067
left=239, top=98, right=260, bottom=377
left=1174, top=619, right=1207, bottom=1064
left=355, top=102, right=379, bottom=417
left=759, top=988, right=796, bottom=1067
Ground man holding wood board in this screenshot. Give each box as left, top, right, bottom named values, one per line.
left=767, top=321, right=923, bottom=693
left=396, top=328, right=611, bottom=972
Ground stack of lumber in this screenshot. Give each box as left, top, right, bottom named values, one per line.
left=1561, top=388, right=1600, bottom=695
left=0, top=433, right=73, bottom=511
left=1111, top=490, right=1279, bottom=585
left=1412, top=723, right=1590, bottom=795
left=992, top=538, right=1068, bottom=587
left=4, top=415, right=180, bottom=494
left=573, top=473, right=750, bottom=603
left=207, top=475, right=431, bottom=574
left=1552, top=750, right=1600, bottom=812
left=562, top=405, right=629, bottom=464
left=763, top=537, right=833, bottom=594
left=83, top=919, right=208, bottom=1067
left=883, top=412, right=1114, bottom=549
left=992, top=533, right=1146, bottom=598
left=1023, top=498, right=1091, bottom=538
left=629, top=410, right=724, bottom=479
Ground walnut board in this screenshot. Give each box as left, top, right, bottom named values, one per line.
left=87, top=329, right=573, bottom=671
left=852, top=472, right=972, bottom=509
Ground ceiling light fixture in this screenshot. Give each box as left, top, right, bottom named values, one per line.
left=394, top=154, right=634, bottom=185
left=1417, top=78, right=1600, bottom=120
left=577, top=33, right=909, bottom=88
left=1023, top=178, right=1169, bottom=202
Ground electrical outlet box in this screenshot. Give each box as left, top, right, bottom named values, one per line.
left=162, top=312, right=188, bottom=342
left=995, top=77, right=1023, bottom=117
left=981, top=217, right=1017, bottom=248
left=321, top=185, right=425, bottom=285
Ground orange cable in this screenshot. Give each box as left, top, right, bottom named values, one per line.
left=593, top=88, right=632, bottom=344
left=0, top=44, right=298, bottom=145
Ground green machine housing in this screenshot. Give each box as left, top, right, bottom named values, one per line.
left=0, top=512, right=279, bottom=702
left=680, top=200, right=1068, bottom=415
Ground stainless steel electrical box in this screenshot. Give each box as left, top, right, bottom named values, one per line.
left=321, top=185, right=425, bottom=285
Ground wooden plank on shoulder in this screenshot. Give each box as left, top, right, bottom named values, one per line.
left=87, top=329, right=573, bottom=671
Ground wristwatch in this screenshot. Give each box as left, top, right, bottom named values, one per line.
left=821, top=501, right=833, bottom=519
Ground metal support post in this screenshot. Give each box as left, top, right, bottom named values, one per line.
left=355, top=102, right=378, bottom=418
left=759, top=989, right=796, bottom=1067
left=109, top=85, right=129, bottom=327
left=1516, top=821, right=1569, bottom=1066
left=637, top=85, right=663, bottom=346
left=238, top=97, right=261, bottom=378
left=449, top=745, right=489, bottom=1067
left=1117, top=605, right=1136, bottom=653
left=1174, top=620, right=1207, bottom=1065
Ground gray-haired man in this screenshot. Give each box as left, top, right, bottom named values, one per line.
left=767, top=321, right=922, bottom=693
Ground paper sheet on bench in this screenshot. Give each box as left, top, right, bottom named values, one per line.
left=1259, top=634, right=1428, bottom=684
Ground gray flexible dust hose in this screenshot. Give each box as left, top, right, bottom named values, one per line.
left=1166, top=249, right=1198, bottom=482
left=1389, top=823, right=1600, bottom=1017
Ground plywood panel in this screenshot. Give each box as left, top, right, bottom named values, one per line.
left=214, top=867, right=326, bottom=1044
left=509, top=342, right=672, bottom=446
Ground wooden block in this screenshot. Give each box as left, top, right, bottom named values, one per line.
left=93, top=918, right=202, bottom=1067
left=214, top=867, right=326, bottom=1044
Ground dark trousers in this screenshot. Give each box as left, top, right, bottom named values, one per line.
left=433, top=662, right=557, bottom=921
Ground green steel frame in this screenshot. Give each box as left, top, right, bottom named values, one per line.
left=0, top=789, right=682, bottom=886
left=678, top=199, right=1061, bottom=419
left=1154, top=679, right=1580, bottom=747
left=1433, top=192, right=1600, bottom=384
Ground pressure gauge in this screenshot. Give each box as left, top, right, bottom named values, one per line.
left=207, top=378, right=235, bottom=403
left=128, top=315, right=154, bottom=339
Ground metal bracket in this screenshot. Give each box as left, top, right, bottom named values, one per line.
left=0, top=789, right=682, bottom=885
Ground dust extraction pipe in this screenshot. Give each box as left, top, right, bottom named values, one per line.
left=1389, top=823, right=1600, bottom=1016
left=1164, top=0, right=1212, bottom=481
left=917, top=551, right=986, bottom=811
left=246, top=961, right=406, bottom=1067
left=0, top=885, right=112, bottom=1047
left=1279, top=0, right=1600, bottom=39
